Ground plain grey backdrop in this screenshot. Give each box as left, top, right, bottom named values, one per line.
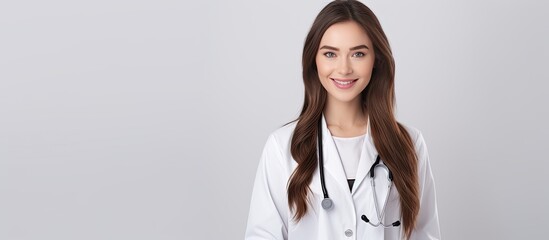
left=1, top=0, right=548, bottom=239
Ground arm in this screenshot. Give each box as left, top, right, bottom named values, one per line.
left=410, top=132, right=441, bottom=240
left=245, top=134, right=289, bottom=240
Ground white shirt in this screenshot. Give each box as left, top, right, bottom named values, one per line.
left=332, top=134, right=365, bottom=180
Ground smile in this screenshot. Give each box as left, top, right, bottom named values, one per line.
left=331, top=78, right=358, bottom=89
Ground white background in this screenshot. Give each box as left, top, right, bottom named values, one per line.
left=1, top=0, right=548, bottom=239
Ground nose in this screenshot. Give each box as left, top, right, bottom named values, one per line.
left=337, top=57, right=353, bottom=75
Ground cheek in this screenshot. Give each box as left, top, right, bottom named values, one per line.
left=355, top=60, right=375, bottom=76
left=315, top=58, right=331, bottom=78
left=357, top=64, right=374, bottom=76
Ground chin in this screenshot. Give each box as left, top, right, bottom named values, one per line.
left=329, top=93, right=362, bottom=103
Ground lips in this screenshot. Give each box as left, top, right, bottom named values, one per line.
left=331, top=78, right=358, bottom=89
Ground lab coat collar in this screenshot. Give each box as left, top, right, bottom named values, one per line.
left=320, top=114, right=377, bottom=195
left=352, top=117, right=377, bottom=194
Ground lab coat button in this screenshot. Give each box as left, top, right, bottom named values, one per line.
left=345, top=229, right=353, bottom=237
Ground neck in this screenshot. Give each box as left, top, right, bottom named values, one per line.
left=324, top=96, right=367, bottom=129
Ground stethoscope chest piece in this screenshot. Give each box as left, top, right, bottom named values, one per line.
left=321, top=198, right=333, bottom=210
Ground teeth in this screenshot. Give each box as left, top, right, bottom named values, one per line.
left=334, top=80, right=354, bottom=85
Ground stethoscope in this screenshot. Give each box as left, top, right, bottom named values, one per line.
left=317, top=118, right=401, bottom=228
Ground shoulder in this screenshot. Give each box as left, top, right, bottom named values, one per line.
left=265, top=120, right=298, bottom=153
left=399, top=122, right=427, bottom=148
left=399, top=122, right=422, bottom=144
left=398, top=122, right=429, bottom=161
left=256, top=120, right=298, bottom=176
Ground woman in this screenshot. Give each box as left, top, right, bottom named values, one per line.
left=245, top=0, right=440, bottom=239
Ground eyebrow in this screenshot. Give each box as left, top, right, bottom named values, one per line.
left=319, top=44, right=370, bottom=51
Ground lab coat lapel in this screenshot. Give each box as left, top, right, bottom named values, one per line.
left=351, top=117, right=377, bottom=194
left=320, top=115, right=349, bottom=193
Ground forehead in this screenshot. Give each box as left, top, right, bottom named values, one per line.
left=319, top=21, right=372, bottom=48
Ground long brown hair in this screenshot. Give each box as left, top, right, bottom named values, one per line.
left=286, top=0, right=419, bottom=238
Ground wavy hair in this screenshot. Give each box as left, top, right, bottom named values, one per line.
left=286, top=0, right=419, bottom=238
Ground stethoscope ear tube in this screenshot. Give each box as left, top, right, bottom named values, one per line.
left=361, top=215, right=401, bottom=227
left=369, top=155, right=393, bottom=181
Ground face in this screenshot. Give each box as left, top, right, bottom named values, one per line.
left=316, top=21, right=375, bottom=104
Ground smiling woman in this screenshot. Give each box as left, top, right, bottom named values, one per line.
left=316, top=21, right=375, bottom=104
left=245, top=0, right=440, bottom=239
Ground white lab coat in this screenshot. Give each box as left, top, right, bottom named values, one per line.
left=245, top=115, right=441, bottom=240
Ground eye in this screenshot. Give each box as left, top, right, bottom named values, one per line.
left=323, top=52, right=336, bottom=58
left=353, top=52, right=365, bottom=57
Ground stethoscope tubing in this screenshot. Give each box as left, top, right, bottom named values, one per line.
left=317, top=117, right=400, bottom=228
left=318, top=118, right=333, bottom=210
